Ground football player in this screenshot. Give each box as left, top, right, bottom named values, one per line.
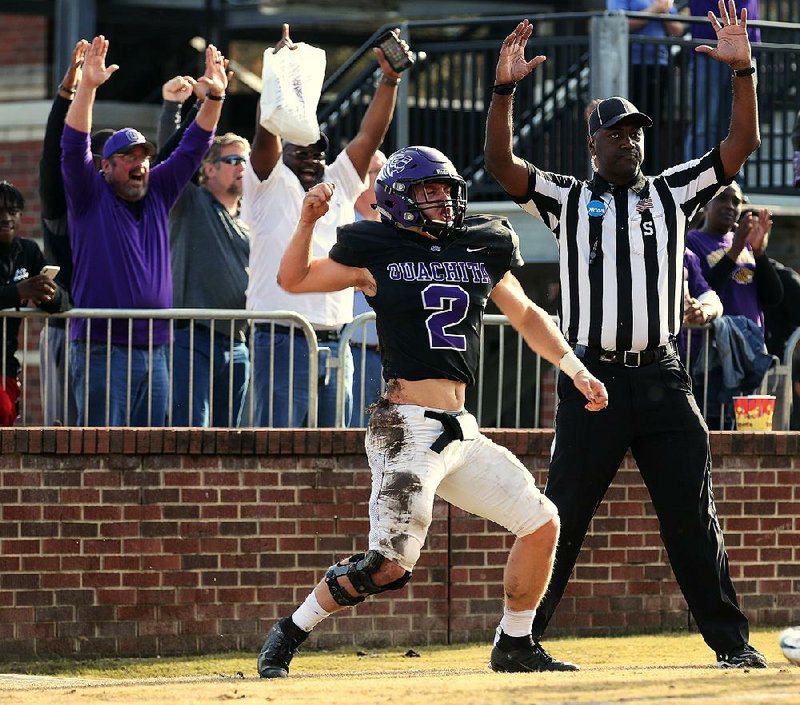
left=257, top=146, right=608, bottom=677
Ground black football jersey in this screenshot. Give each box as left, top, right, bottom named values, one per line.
left=330, top=215, right=524, bottom=386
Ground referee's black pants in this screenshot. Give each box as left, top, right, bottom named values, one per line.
left=531, top=351, right=750, bottom=655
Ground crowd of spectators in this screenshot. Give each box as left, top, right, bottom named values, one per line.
left=2, top=8, right=800, bottom=430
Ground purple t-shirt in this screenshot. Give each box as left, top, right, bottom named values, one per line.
left=686, top=228, right=763, bottom=327
left=62, top=121, right=214, bottom=345
left=679, top=249, right=713, bottom=359
left=688, top=1, right=760, bottom=43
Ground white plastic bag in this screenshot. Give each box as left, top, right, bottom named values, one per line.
left=259, top=43, right=326, bottom=146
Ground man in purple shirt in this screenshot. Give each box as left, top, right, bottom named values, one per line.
left=685, top=1, right=761, bottom=160
left=61, top=36, right=227, bottom=426
left=686, top=183, right=781, bottom=329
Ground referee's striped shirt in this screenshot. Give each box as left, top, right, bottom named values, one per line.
left=515, top=148, right=729, bottom=353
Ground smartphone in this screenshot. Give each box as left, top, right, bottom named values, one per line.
left=374, top=31, right=414, bottom=74
left=40, top=265, right=60, bottom=279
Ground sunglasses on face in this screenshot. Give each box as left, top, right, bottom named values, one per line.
left=216, top=155, right=247, bottom=166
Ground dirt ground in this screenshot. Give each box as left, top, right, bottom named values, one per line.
left=0, top=631, right=797, bottom=705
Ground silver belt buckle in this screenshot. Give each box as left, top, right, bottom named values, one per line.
left=623, top=350, right=641, bottom=367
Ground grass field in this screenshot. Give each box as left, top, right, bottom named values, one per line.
left=0, top=629, right=797, bottom=705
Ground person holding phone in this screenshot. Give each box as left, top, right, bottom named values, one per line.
left=242, top=24, right=412, bottom=428
left=0, top=181, right=70, bottom=425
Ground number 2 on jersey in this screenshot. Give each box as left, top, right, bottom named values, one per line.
left=421, top=284, right=468, bottom=350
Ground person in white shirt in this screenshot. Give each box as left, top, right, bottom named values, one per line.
left=242, top=24, right=410, bottom=427
left=350, top=150, right=387, bottom=425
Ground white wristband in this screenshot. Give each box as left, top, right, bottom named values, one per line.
left=559, top=350, right=586, bottom=380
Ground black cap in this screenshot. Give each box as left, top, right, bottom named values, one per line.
left=588, top=97, right=652, bottom=137
left=90, top=128, right=115, bottom=158
left=311, top=131, right=329, bottom=152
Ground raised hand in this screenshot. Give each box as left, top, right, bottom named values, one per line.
left=274, top=23, right=297, bottom=53
left=196, top=44, right=228, bottom=97
left=374, top=28, right=411, bottom=81
left=162, top=75, right=197, bottom=103
left=495, top=19, right=546, bottom=85
left=81, top=35, right=119, bottom=90
left=747, top=208, right=772, bottom=256
left=300, top=183, right=334, bottom=225
left=731, top=210, right=753, bottom=251
left=60, top=39, right=89, bottom=93
left=696, top=0, right=752, bottom=69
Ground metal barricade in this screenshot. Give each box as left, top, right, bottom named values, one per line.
left=3, top=308, right=796, bottom=430
left=337, top=312, right=559, bottom=429
left=1, top=308, right=321, bottom=428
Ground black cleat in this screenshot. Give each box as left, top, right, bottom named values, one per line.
left=716, top=643, right=767, bottom=669
left=490, top=636, right=580, bottom=673
left=257, top=617, right=310, bottom=678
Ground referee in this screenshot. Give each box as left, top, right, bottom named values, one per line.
left=485, top=6, right=767, bottom=670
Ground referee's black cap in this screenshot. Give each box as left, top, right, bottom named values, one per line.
left=588, top=97, right=652, bottom=137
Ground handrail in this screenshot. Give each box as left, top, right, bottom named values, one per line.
left=1, top=308, right=322, bottom=429
left=2, top=308, right=794, bottom=430
left=321, top=11, right=795, bottom=95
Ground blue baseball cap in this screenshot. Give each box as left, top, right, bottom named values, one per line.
left=102, top=128, right=156, bottom=160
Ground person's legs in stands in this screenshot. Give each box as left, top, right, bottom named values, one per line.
left=210, top=336, right=250, bottom=427
left=70, top=341, right=115, bottom=426
left=171, top=326, right=211, bottom=426
left=317, top=340, right=353, bottom=427
left=253, top=328, right=310, bottom=427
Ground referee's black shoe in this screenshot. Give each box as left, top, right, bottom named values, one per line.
left=490, top=633, right=579, bottom=673
left=258, top=617, right=310, bottom=678
left=716, top=643, right=767, bottom=669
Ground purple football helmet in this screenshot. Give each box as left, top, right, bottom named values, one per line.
left=374, top=146, right=467, bottom=237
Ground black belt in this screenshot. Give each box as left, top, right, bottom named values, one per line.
left=575, top=340, right=677, bottom=368
left=255, top=323, right=341, bottom=342
left=424, top=410, right=465, bottom=453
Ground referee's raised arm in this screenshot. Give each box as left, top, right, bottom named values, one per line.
left=696, top=0, right=760, bottom=178
left=484, top=19, right=545, bottom=199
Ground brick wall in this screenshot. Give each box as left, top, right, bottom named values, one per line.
left=0, top=15, right=48, bottom=69
left=0, top=141, right=43, bottom=241
left=0, top=429, right=797, bottom=659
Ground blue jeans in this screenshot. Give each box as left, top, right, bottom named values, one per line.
left=252, top=329, right=353, bottom=427
left=170, top=326, right=250, bottom=427
left=351, top=344, right=383, bottom=427
left=70, top=342, right=169, bottom=427
left=684, top=54, right=732, bottom=161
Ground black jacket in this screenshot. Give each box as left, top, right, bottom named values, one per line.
left=0, top=238, right=70, bottom=376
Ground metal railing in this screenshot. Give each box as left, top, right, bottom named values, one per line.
left=2, top=309, right=320, bottom=429
left=317, top=12, right=800, bottom=197
left=2, top=309, right=794, bottom=430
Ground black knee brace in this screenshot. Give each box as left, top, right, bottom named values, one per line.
left=324, top=550, right=412, bottom=607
